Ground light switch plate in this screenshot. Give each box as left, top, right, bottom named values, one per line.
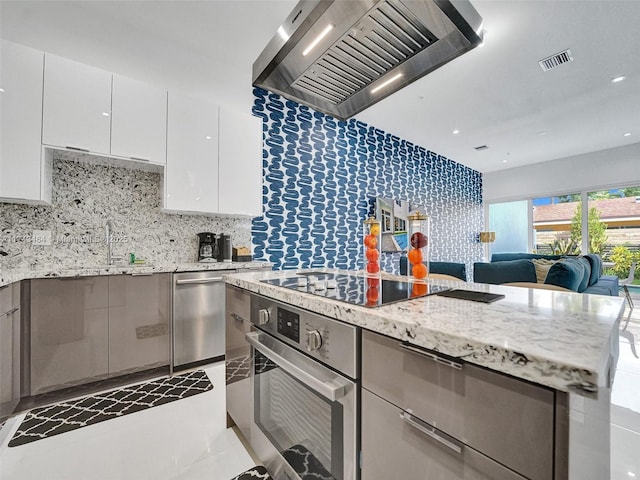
left=32, top=230, right=52, bottom=246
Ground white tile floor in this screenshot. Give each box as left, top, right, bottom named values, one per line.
left=2, top=303, right=640, bottom=480
left=0, top=363, right=256, bottom=480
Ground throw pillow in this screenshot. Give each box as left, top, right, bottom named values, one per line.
left=544, top=258, right=585, bottom=292
left=531, top=258, right=556, bottom=283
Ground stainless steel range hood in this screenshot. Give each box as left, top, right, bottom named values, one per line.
left=253, top=0, right=483, bottom=120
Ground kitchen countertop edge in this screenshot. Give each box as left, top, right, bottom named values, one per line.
left=224, top=269, right=624, bottom=397
left=0, top=261, right=272, bottom=287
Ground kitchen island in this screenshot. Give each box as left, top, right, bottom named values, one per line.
left=225, top=268, right=625, bottom=480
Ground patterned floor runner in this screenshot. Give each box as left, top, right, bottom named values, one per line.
left=231, top=465, right=272, bottom=480
left=8, top=370, right=212, bottom=447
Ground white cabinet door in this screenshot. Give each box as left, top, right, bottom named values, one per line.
left=218, top=108, right=263, bottom=216
left=42, top=54, right=112, bottom=154
left=111, top=75, right=167, bottom=164
left=0, top=40, right=49, bottom=204
left=165, top=92, right=219, bottom=213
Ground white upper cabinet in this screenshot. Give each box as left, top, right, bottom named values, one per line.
left=218, top=109, right=263, bottom=217
left=165, top=92, right=219, bottom=214
left=111, top=75, right=167, bottom=164
left=42, top=54, right=112, bottom=154
left=0, top=40, right=50, bottom=204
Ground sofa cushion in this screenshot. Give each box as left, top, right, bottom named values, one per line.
left=399, top=257, right=467, bottom=280
left=544, top=257, right=586, bottom=292
left=474, top=260, right=537, bottom=285
left=576, top=257, right=591, bottom=292
left=584, top=254, right=603, bottom=286
left=531, top=258, right=556, bottom=283
left=586, top=275, right=619, bottom=296
left=491, top=253, right=565, bottom=263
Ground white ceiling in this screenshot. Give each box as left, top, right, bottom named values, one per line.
left=2, top=0, right=639, bottom=174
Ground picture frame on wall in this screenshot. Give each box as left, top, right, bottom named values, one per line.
left=373, top=197, right=427, bottom=252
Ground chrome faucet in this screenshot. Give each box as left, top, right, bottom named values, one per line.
left=105, top=220, right=124, bottom=266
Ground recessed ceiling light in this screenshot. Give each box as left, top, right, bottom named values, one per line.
left=205, top=135, right=212, bottom=140
left=628, top=472, right=636, bottom=478
left=101, top=112, right=110, bottom=117
left=611, top=75, right=626, bottom=83
left=502, top=159, right=508, bottom=163
left=452, top=129, right=460, bottom=135
left=0, top=87, right=5, bottom=93
left=624, top=132, right=632, bottom=137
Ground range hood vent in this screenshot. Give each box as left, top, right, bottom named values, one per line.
left=253, top=0, right=483, bottom=120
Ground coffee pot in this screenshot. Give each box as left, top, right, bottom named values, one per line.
left=197, top=232, right=218, bottom=262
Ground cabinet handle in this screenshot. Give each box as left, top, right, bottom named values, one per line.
left=230, top=312, right=246, bottom=323
left=130, top=156, right=150, bottom=162
left=130, top=272, right=153, bottom=276
left=176, top=277, right=223, bottom=285
left=399, top=342, right=462, bottom=370
left=66, top=146, right=90, bottom=152
left=0, top=306, right=19, bottom=318
left=400, top=411, right=463, bottom=454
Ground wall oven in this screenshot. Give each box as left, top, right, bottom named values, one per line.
left=241, top=293, right=359, bottom=480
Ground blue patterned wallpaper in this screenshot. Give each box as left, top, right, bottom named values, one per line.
left=251, top=88, right=483, bottom=277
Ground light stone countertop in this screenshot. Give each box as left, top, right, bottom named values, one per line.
left=225, top=268, right=625, bottom=396
left=0, top=261, right=272, bottom=288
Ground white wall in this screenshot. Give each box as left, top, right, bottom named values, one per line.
left=483, top=142, right=640, bottom=203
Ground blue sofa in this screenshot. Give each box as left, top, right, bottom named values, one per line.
left=473, top=252, right=619, bottom=296
left=399, top=257, right=467, bottom=281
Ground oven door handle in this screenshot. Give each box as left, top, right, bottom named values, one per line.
left=246, top=332, right=345, bottom=402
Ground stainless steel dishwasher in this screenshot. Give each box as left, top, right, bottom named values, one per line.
left=172, top=270, right=235, bottom=369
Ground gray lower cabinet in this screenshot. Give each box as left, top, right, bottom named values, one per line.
left=108, top=273, right=171, bottom=375
left=361, top=389, right=527, bottom=480
left=224, top=284, right=251, bottom=435
left=30, top=277, right=109, bottom=395
left=362, top=329, right=556, bottom=480
left=29, top=274, right=170, bottom=395
left=1, top=282, right=21, bottom=420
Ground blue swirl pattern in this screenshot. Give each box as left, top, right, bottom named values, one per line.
left=252, top=88, right=483, bottom=274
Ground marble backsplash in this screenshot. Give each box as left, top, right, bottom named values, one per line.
left=0, top=154, right=252, bottom=271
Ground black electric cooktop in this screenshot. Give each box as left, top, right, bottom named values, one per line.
left=261, top=272, right=450, bottom=308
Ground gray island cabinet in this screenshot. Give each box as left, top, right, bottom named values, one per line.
left=224, top=269, right=625, bottom=480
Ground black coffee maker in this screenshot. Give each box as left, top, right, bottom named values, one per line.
left=197, top=232, right=219, bottom=262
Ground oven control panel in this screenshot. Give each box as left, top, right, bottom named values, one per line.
left=277, top=308, right=300, bottom=343
left=251, top=294, right=357, bottom=378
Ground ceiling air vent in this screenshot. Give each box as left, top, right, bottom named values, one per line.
left=474, top=145, right=488, bottom=151
left=539, top=49, right=573, bottom=72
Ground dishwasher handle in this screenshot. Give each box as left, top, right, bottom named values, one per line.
left=175, top=277, right=224, bottom=285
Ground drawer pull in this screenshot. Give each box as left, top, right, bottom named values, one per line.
left=401, top=411, right=463, bottom=454
left=0, top=306, right=19, bottom=318
left=399, top=342, right=462, bottom=370
left=231, top=312, right=246, bottom=323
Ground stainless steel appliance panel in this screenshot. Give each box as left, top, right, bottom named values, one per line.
left=247, top=330, right=357, bottom=480
left=173, top=270, right=235, bottom=367
left=251, top=293, right=358, bottom=378
left=361, top=389, right=527, bottom=480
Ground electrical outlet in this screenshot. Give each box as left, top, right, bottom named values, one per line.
left=32, top=230, right=52, bottom=246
